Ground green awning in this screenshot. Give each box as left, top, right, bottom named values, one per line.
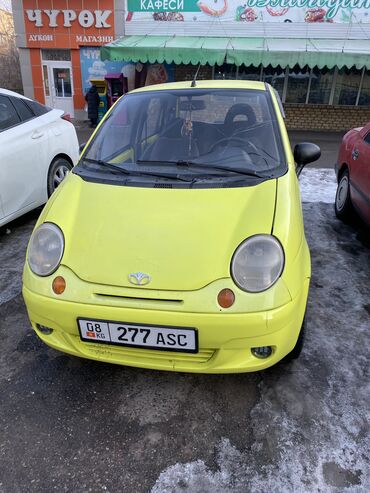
left=100, top=36, right=228, bottom=66
left=101, top=36, right=370, bottom=70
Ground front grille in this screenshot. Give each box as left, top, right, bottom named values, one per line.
left=154, top=183, right=173, bottom=188
left=107, top=346, right=215, bottom=364
left=77, top=336, right=215, bottom=366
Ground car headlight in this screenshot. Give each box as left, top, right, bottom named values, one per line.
left=28, top=223, right=64, bottom=276
left=231, top=235, right=284, bottom=292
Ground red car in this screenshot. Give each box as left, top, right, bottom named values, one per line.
left=335, top=122, right=370, bottom=225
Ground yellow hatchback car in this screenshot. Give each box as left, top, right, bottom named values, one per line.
left=23, top=80, right=320, bottom=373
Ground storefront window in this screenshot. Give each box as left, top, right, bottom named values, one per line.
left=214, top=63, right=237, bottom=80
left=332, top=67, right=361, bottom=106
left=285, top=65, right=310, bottom=104
left=262, top=66, right=285, bottom=98
left=308, top=67, right=334, bottom=104
left=41, top=49, right=71, bottom=61
left=238, top=65, right=261, bottom=81
left=210, top=62, right=368, bottom=107
left=358, top=69, right=370, bottom=106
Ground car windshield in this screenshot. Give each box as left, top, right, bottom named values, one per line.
left=76, top=88, right=287, bottom=188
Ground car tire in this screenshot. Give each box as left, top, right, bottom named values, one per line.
left=335, top=169, right=353, bottom=222
left=282, top=318, right=305, bottom=363
left=47, top=157, right=73, bottom=197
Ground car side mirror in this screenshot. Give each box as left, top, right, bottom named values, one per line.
left=294, top=142, right=321, bottom=177
left=79, top=142, right=87, bottom=154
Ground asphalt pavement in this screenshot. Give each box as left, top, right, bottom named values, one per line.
left=0, top=135, right=369, bottom=492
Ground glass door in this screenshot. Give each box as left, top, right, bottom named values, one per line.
left=43, top=64, right=52, bottom=109
left=42, top=62, right=74, bottom=117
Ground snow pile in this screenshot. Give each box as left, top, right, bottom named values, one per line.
left=299, top=168, right=337, bottom=204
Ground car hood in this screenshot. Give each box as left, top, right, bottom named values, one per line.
left=47, top=174, right=277, bottom=291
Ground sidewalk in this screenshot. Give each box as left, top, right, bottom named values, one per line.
left=74, top=120, right=94, bottom=149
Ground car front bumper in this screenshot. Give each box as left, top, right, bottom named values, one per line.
left=22, top=273, right=309, bottom=374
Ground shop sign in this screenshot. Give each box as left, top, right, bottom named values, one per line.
left=76, top=35, right=115, bottom=43
left=25, top=10, right=112, bottom=28
left=127, top=0, right=200, bottom=11
left=126, top=0, right=370, bottom=23
left=246, top=0, right=370, bottom=20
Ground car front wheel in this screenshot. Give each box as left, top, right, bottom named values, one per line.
left=335, top=169, right=353, bottom=222
left=47, top=157, right=73, bottom=197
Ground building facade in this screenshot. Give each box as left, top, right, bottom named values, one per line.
left=12, top=0, right=370, bottom=129
left=12, top=0, right=124, bottom=118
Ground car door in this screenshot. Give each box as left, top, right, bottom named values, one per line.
left=349, top=123, right=370, bottom=223
left=0, top=95, right=48, bottom=220
left=357, top=130, right=370, bottom=223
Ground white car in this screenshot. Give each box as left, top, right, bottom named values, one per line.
left=0, top=88, right=79, bottom=227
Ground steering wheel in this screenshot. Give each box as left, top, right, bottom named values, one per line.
left=208, top=136, right=257, bottom=155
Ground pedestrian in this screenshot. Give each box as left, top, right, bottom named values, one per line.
left=85, top=84, right=100, bottom=128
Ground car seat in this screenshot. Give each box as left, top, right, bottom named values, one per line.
left=223, top=103, right=257, bottom=136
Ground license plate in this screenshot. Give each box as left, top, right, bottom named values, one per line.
left=78, top=318, right=198, bottom=353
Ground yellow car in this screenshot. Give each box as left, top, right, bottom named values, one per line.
left=22, top=80, right=320, bottom=373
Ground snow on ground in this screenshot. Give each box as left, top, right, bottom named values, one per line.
left=299, top=168, right=337, bottom=204
left=151, top=170, right=370, bottom=493
left=0, top=218, right=35, bottom=305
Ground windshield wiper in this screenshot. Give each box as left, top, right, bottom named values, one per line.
left=137, top=159, right=272, bottom=179
left=82, top=158, right=194, bottom=182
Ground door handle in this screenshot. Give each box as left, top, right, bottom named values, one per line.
left=31, top=131, right=44, bottom=139
left=352, top=148, right=359, bottom=160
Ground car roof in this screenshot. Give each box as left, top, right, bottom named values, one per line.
left=0, top=88, right=32, bottom=101
left=129, top=79, right=267, bottom=95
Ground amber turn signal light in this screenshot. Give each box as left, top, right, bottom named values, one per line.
left=217, top=288, right=235, bottom=308
left=52, top=276, right=66, bottom=295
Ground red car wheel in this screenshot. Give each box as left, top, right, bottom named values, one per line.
left=335, top=169, right=354, bottom=222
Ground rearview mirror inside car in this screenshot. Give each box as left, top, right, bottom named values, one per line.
left=294, top=142, right=321, bottom=177
left=179, top=100, right=206, bottom=111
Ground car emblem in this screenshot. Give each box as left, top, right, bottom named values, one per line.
left=128, top=272, right=151, bottom=286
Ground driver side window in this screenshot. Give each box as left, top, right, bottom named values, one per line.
left=0, top=95, right=21, bottom=131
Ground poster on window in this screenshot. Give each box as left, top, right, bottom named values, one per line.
left=80, top=47, right=175, bottom=95
left=126, top=0, right=370, bottom=23
left=145, top=64, right=175, bottom=85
